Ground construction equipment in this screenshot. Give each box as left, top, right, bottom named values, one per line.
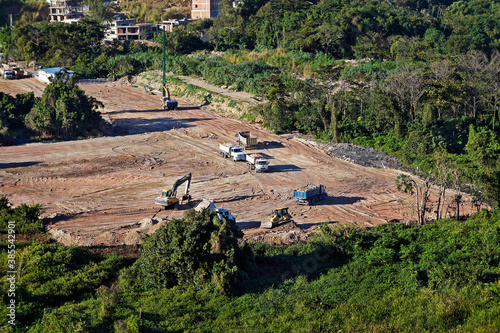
left=236, top=131, right=257, bottom=150
left=161, top=29, right=178, bottom=110
left=219, top=143, right=246, bottom=161
left=162, top=84, right=178, bottom=110
left=246, top=153, right=269, bottom=172
left=260, top=207, right=292, bottom=229
left=154, top=173, right=192, bottom=209
left=0, top=68, right=13, bottom=79
left=11, top=67, right=23, bottom=79
left=293, top=184, right=327, bottom=205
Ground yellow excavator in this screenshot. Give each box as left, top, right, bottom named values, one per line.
left=162, top=84, right=178, bottom=110
left=155, top=173, right=191, bottom=209
left=260, top=207, right=293, bottom=229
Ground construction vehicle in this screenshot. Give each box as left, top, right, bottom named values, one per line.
left=194, top=198, right=236, bottom=222
left=219, top=143, right=246, bottom=161
left=161, top=29, right=178, bottom=110
left=246, top=153, right=269, bottom=172
left=11, top=67, right=23, bottom=79
left=155, top=173, right=192, bottom=209
left=260, top=207, right=293, bottom=229
left=162, top=84, right=178, bottom=110
left=236, top=131, right=257, bottom=150
left=293, top=184, right=327, bottom=205
left=0, top=68, right=13, bottom=79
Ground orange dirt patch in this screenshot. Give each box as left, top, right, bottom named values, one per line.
left=0, top=77, right=476, bottom=246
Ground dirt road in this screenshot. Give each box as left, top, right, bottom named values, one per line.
left=0, top=76, right=466, bottom=246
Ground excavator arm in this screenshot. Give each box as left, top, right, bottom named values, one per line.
left=170, top=173, right=192, bottom=198
left=155, top=173, right=192, bottom=208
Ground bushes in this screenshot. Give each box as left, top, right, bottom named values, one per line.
left=25, top=73, right=104, bottom=139
left=0, top=196, right=44, bottom=234
left=134, top=208, right=251, bottom=293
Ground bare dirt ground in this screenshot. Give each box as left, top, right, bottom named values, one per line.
left=0, top=76, right=473, bottom=246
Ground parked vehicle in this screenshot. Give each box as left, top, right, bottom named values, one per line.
left=246, top=153, right=269, bottom=172
left=236, top=131, right=257, bottom=149
left=194, top=198, right=236, bottom=222
left=1, top=69, right=14, bottom=79
left=293, top=184, right=327, bottom=205
left=219, top=143, right=246, bottom=161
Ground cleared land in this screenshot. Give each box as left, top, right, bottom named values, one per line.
left=0, top=76, right=471, bottom=246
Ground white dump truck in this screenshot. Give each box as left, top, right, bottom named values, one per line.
left=236, top=131, right=258, bottom=149
left=246, top=153, right=269, bottom=172
left=219, top=143, right=246, bottom=161
left=194, top=198, right=236, bottom=222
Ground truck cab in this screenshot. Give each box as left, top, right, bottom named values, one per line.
left=3, top=70, right=14, bottom=79
left=216, top=208, right=236, bottom=222
left=230, top=146, right=245, bottom=161
left=254, top=158, right=269, bottom=172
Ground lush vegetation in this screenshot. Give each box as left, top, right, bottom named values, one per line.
left=0, top=72, right=103, bottom=141
left=2, top=206, right=500, bottom=331
left=0, top=196, right=44, bottom=233
left=133, top=208, right=253, bottom=293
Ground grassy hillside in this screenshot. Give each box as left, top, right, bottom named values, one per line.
left=2, top=206, right=500, bottom=331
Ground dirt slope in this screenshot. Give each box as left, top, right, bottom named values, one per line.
left=0, top=76, right=473, bottom=246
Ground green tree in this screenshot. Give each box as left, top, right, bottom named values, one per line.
left=465, top=125, right=500, bottom=205
left=135, top=208, right=249, bottom=293
left=25, top=71, right=103, bottom=138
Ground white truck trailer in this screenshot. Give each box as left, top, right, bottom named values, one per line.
left=246, top=153, right=269, bottom=172
left=219, top=143, right=246, bottom=161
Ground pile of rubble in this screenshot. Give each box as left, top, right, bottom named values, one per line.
left=323, top=143, right=403, bottom=170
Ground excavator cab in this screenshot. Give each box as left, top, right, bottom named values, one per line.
left=260, top=207, right=292, bottom=229
left=161, top=189, right=173, bottom=198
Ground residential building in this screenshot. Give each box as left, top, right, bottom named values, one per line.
left=157, top=18, right=195, bottom=33
left=47, top=0, right=84, bottom=23
left=104, top=16, right=154, bottom=42
left=191, top=0, right=221, bottom=19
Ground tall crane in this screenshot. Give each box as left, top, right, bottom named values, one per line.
left=161, top=29, right=178, bottom=110
left=155, top=173, right=192, bottom=209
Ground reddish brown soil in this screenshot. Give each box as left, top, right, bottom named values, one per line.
left=0, top=76, right=473, bottom=246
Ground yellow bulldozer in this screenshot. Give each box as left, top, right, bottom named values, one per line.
left=260, top=207, right=293, bottom=229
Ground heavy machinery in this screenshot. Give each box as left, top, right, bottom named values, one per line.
left=236, top=131, right=257, bottom=150
left=293, top=184, right=327, bottom=205
left=155, top=173, right=192, bottom=209
left=246, top=153, right=269, bottom=172
left=260, top=207, right=293, bottom=229
left=161, top=29, right=178, bottom=110
left=162, top=84, right=178, bottom=110
left=219, top=143, right=246, bottom=161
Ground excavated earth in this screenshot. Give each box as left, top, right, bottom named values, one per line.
left=0, top=75, right=474, bottom=247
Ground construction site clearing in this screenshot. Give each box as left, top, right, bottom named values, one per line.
left=0, top=75, right=478, bottom=247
